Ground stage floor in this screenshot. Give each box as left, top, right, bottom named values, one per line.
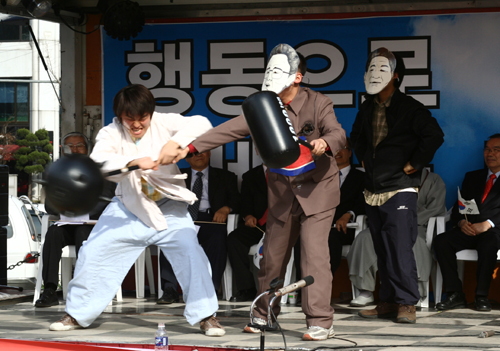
left=1, top=292, right=500, bottom=351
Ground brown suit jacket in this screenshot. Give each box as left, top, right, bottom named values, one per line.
left=192, top=87, right=346, bottom=222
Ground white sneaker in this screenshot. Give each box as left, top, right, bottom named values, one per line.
left=243, top=317, right=267, bottom=333
left=350, top=294, right=375, bottom=307
left=302, top=323, right=335, bottom=341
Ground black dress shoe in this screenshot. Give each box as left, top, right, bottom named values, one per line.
left=35, top=288, right=59, bottom=307
left=435, top=291, right=467, bottom=311
left=475, top=296, right=492, bottom=311
left=157, top=287, right=180, bottom=304
left=229, top=289, right=256, bottom=302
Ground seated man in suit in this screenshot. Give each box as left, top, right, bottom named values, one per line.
left=328, top=138, right=365, bottom=279
left=35, top=132, right=116, bottom=307
left=158, top=150, right=240, bottom=303
left=348, top=169, right=446, bottom=307
left=227, top=163, right=267, bottom=302
left=435, top=133, right=500, bottom=312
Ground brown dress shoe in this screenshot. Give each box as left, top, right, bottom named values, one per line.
left=358, top=301, right=398, bottom=319
left=397, top=304, right=416, bottom=324
left=49, top=313, right=83, bottom=331
left=200, top=315, right=225, bottom=336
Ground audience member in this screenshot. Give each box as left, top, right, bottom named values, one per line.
left=158, top=150, right=240, bottom=303
left=49, top=84, right=226, bottom=336
left=227, top=163, right=267, bottom=302
left=348, top=169, right=446, bottom=306
left=351, top=47, right=444, bottom=324
left=35, top=132, right=116, bottom=307
left=435, top=133, right=500, bottom=312
left=328, top=138, right=365, bottom=278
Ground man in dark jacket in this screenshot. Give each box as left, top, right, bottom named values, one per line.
left=328, top=138, right=365, bottom=278
left=350, top=48, right=444, bottom=323
left=227, top=163, right=267, bottom=302
left=35, top=132, right=116, bottom=307
left=435, top=134, right=500, bottom=312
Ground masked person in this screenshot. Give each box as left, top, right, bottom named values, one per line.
left=350, top=47, right=444, bottom=324
left=49, top=84, right=226, bottom=337
left=184, top=44, right=346, bottom=341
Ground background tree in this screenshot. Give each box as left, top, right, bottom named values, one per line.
left=14, top=128, right=52, bottom=198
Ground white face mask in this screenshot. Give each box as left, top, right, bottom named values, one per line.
left=261, top=54, right=296, bottom=94
left=364, top=56, right=394, bottom=95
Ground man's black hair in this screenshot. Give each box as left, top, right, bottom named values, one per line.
left=488, top=133, right=500, bottom=141
left=297, top=52, right=307, bottom=76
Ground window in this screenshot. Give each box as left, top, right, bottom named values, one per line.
left=0, top=82, right=30, bottom=125
left=0, top=24, right=30, bottom=41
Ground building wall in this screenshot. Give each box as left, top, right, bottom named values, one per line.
left=0, top=42, right=32, bottom=77
left=0, top=19, right=61, bottom=201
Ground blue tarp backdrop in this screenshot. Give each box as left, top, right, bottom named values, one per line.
left=102, top=12, right=500, bottom=209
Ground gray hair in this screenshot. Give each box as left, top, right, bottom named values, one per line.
left=269, top=43, right=300, bottom=75
left=365, top=47, right=396, bottom=74
left=61, top=132, right=91, bottom=156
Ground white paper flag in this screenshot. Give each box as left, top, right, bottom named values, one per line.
left=457, top=187, right=480, bottom=215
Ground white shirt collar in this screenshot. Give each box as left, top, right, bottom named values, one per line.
left=487, top=169, right=500, bottom=182
left=192, top=167, right=208, bottom=178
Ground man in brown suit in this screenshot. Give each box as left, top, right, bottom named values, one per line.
left=180, top=44, right=346, bottom=341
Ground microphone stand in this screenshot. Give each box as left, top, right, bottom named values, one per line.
left=248, top=278, right=282, bottom=351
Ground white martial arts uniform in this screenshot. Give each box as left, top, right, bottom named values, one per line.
left=65, top=112, right=216, bottom=327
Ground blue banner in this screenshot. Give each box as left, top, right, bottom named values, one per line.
left=102, top=12, right=500, bottom=208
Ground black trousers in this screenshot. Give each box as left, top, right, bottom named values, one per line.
left=365, top=192, right=419, bottom=305
left=328, top=227, right=355, bottom=277
left=434, top=227, right=500, bottom=297
left=227, top=224, right=264, bottom=293
left=160, top=211, right=227, bottom=291
left=42, top=224, right=93, bottom=287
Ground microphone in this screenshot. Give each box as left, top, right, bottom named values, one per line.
left=275, top=276, right=314, bottom=297
left=479, top=330, right=495, bottom=338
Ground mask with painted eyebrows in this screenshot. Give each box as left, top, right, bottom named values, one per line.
left=262, top=54, right=297, bottom=95
left=364, top=55, right=395, bottom=95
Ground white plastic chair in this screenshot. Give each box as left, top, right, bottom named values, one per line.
left=34, top=214, right=154, bottom=305
left=134, top=247, right=155, bottom=298
left=338, top=214, right=368, bottom=302
left=221, top=214, right=239, bottom=301
left=418, top=216, right=445, bottom=308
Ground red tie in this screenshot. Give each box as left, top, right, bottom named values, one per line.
left=258, top=209, right=268, bottom=226
left=482, top=174, right=497, bottom=203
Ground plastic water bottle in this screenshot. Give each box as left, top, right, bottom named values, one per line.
left=155, top=323, right=168, bottom=350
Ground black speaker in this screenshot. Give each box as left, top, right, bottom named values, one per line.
left=0, top=165, right=8, bottom=227
left=0, top=226, right=6, bottom=285
left=0, top=165, right=8, bottom=286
